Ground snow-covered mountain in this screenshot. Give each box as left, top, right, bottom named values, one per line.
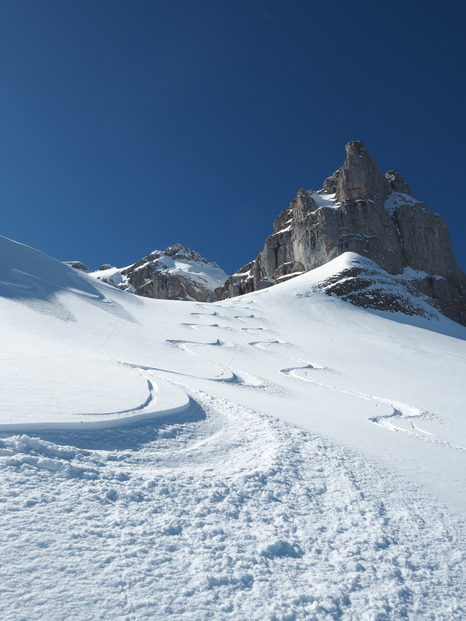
left=1, top=233, right=466, bottom=619
left=68, top=243, right=229, bottom=302
left=215, top=141, right=466, bottom=326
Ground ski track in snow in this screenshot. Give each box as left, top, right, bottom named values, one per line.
left=2, top=288, right=466, bottom=619
left=1, top=391, right=465, bottom=621
left=79, top=374, right=155, bottom=417
left=279, top=362, right=466, bottom=453
left=172, top=310, right=458, bottom=453
left=243, top=328, right=460, bottom=453
left=163, top=335, right=277, bottom=391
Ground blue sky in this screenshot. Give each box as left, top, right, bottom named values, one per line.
left=1, top=0, right=465, bottom=274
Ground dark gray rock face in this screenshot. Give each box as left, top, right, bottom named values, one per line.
left=214, top=142, right=466, bottom=326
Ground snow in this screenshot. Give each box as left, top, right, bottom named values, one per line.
left=310, top=190, right=339, bottom=209
left=396, top=265, right=445, bottom=281
left=384, top=192, right=420, bottom=215
left=91, top=264, right=127, bottom=286
left=273, top=224, right=292, bottom=235
left=234, top=268, right=252, bottom=279
left=306, top=191, right=427, bottom=217
left=1, top=235, right=466, bottom=619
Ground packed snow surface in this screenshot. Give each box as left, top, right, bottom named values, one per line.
left=1, top=236, right=466, bottom=620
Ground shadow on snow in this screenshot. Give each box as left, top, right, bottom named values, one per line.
left=0, top=398, right=206, bottom=452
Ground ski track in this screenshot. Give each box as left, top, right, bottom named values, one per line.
left=0, top=392, right=465, bottom=620
left=279, top=363, right=465, bottom=452
left=163, top=337, right=276, bottom=391
left=248, top=339, right=290, bottom=350
left=140, top=311, right=462, bottom=455
left=77, top=376, right=154, bottom=417
left=123, top=360, right=275, bottom=393
left=173, top=313, right=456, bottom=453
left=243, top=331, right=457, bottom=453
left=2, top=303, right=466, bottom=619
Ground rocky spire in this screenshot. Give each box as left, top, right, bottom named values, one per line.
left=323, top=141, right=391, bottom=204
left=213, top=141, right=466, bottom=326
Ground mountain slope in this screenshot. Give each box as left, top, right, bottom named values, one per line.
left=1, top=235, right=466, bottom=619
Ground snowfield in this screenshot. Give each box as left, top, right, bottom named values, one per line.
left=1, top=235, right=465, bottom=620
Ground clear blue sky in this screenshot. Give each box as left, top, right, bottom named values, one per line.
left=1, top=0, right=465, bottom=274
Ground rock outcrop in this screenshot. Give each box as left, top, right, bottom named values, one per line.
left=214, top=142, right=466, bottom=326
left=64, top=261, right=89, bottom=272
left=87, top=244, right=228, bottom=302
left=307, top=253, right=441, bottom=321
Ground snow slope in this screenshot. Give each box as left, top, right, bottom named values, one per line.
left=1, top=235, right=466, bottom=620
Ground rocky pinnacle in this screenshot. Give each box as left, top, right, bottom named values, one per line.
left=214, top=142, right=466, bottom=326
left=323, top=140, right=391, bottom=204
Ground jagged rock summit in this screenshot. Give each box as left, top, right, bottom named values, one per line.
left=323, top=140, right=392, bottom=204
left=87, top=243, right=228, bottom=302
left=214, top=141, right=466, bottom=326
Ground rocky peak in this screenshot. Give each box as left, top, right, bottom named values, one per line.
left=85, top=244, right=228, bottom=302
left=163, top=243, right=209, bottom=264
left=323, top=140, right=391, bottom=205
left=214, top=142, right=466, bottom=326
